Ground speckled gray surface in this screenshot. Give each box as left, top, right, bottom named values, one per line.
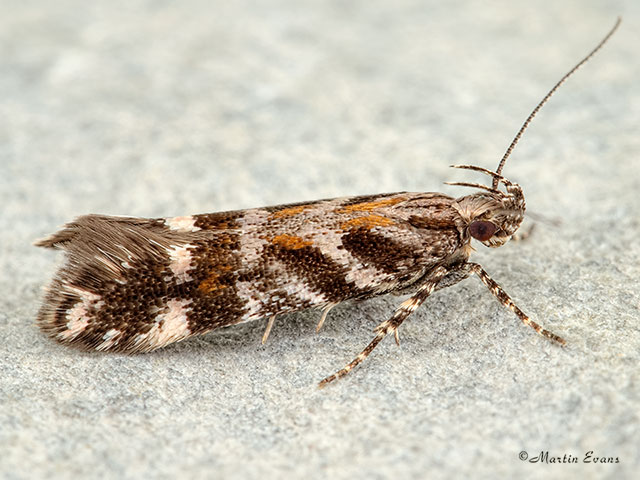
left=1, top=1, right=639, bottom=479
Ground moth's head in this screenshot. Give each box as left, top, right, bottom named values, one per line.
left=448, top=165, right=525, bottom=248
left=444, top=18, right=621, bottom=246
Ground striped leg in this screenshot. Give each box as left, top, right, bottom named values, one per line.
left=318, top=266, right=447, bottom=387
left=468, top=263, right=566, bottom=345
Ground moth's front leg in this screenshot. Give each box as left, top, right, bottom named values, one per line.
left=319, top=265, right=449, bottom=387
left=465, top=263, right=566, bottom=346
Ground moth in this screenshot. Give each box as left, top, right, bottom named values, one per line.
left=36, top=19, right=620, bottom=386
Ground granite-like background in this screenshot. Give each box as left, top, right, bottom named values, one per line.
left=1, top=1, right=638, bottom=479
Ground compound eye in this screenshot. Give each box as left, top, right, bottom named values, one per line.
left=469, top=220, right=496, bottom=241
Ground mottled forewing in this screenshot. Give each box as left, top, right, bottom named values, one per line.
left=36, top=192, right=462, bottom=352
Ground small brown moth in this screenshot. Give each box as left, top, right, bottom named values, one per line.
left=36, top=19, right=620, bottom=386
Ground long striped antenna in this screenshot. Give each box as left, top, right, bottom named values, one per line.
left=492, top=17, right=621, bottom=189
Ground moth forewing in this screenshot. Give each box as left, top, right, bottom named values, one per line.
left=36, top=194, right=463, bottom=353
left=36, top=19, right=620, bottom=386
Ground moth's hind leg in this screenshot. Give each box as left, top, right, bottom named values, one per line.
left=318, top=266, right=448, bottom=387
left=261, top=316, right=276, bottom=344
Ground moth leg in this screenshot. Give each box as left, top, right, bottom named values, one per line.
left=510, top=223, right=535, bottom=242
left=468, top=263, right=566, bottom=345
left=377, top=320, right=401, bottom=346
left=261, top=316, right=276, bottom=345
left=316, top=303, right=336, bottom=333
left=319, top=266, right=447, bottom=387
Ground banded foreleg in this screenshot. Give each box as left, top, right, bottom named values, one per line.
left=466, top=263, right=566, bottom=345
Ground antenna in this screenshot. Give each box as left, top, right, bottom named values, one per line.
left=492, top=17, right=621, bottom=189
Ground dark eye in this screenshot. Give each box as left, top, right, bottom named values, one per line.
left=469, top=221, right=496, bottom=241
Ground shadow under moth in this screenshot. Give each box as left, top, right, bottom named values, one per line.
left=36, top=19, right=620, bottom=386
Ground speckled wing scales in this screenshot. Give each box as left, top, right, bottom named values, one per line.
left=36, top=193, right=464, bottom=354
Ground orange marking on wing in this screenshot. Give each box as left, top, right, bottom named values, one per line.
left=269, top=205, right=312, bottom=219
left=198, top=265, right=233, bottom=293
left=339, top=197, right=404, bottom=213
left=270, top=234, right=314, bottom=249
left=340, top=214, right=394, bottom=230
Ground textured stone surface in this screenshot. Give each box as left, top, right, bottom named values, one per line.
left=1, top=1, right=638, bottom=478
